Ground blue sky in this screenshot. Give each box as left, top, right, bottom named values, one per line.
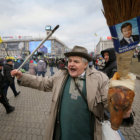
left=0, top=0, right=110, bottom=52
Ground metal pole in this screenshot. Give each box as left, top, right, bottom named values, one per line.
left=3, top=43, right=9, bottom=56
left=17, top=25, right=59, bottom=70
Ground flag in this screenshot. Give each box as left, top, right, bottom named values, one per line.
left=0, top=36, right=3, bottom=43
left=94, top=33, right=98, bottom=36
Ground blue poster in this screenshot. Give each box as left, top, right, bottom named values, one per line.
left=109, top=16, right=140, bottom=53
left=29, top=40, right=51, bottom=54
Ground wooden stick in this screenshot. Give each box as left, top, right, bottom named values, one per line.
left=18, top=25, right=59, bottom=71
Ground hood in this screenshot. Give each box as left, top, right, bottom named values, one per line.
left=38, top=60, right=45, bottom=65
left=39, top=60, right=44, bottom=62
left=101, top=48, right=116, bottom=62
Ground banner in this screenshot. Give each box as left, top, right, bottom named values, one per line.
left=109, top=16, right=140, bottom=53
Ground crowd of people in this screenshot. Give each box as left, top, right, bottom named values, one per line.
left=0, top=56, right=67, bottom=113
left=0, top=45, right=136, bottom=140
left=27, top=57, right=67, bottom=76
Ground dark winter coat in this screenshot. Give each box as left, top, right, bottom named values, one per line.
left=0, top=70, right=6, bottom=95
left=49, top=60, right=55, bottom=67
left=3, top=64, right=14, bottom=85
left=101, top=48, right=117, bottom=79
left=120, top=35, right=140, bottom=47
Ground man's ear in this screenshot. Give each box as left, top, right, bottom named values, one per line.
left=84, top=62, right=88, bottom=68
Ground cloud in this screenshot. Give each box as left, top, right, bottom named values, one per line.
left=0, top=0, right=110, bottom=51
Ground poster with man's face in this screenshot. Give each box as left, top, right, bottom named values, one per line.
left=29, top=40, right=51, bottom=54
left=109, top=16, right=140, bottom=53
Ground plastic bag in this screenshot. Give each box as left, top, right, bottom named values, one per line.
left=102, top=121, right=121, bottom=140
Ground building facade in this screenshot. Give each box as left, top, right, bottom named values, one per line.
left=0, top=37, right=69, bottom=58
left=95, top=38, right=114, bottom=55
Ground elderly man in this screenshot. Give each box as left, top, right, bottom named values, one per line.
left=11, top=46, right=109, bottom=140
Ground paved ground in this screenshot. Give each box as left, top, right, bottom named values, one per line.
left=0, top=67, right=53, bottom=140
left=120, top=78, right=140, bottom=140
left=130, top=57, right=140, bottom=76
left=0, top=66, right=140, bottom=140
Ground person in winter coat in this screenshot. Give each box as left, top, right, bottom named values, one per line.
left=0, top=61, right=15, bottom=114
left=37, top=59, right=46, bottom=77
left=57, top=59, right=65, bottom=70
left=49, top=58, right=55, bottom=76
left=11, top=46, right=131, bottom=140
left=138, top=51, right=140, bottom=62
left=101, top=48, right=117, bottom=79
left=3, top=59, right=20, bottom=97
left=29, top=60, right=37, bottom=75
left=14, top=59, right=20, bottom=69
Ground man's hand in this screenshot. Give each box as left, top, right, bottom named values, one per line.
left=11, top=69, right=23, bottom=80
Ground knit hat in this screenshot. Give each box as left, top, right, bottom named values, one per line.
left=6, top=59, right=13, bottom=63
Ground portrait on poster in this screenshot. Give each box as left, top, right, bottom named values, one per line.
left=109, top=17, right=140, bottom=53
